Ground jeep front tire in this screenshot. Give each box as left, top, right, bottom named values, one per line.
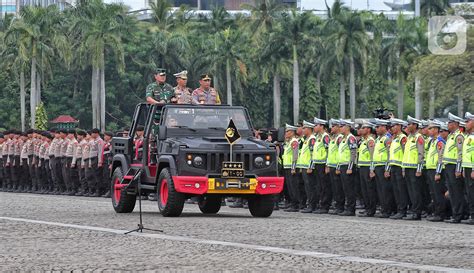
left=157, top=167, right=185, bottom=217
left=248, top=195, right=275, bottom=217
left=198, top=196, right=222, bottom=214
left=111, top=167, right=136, bottom=213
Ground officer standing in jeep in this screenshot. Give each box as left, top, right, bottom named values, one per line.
left=192, top=74, right=221, bottom=105
left=146, top=68, right=175, bottom=104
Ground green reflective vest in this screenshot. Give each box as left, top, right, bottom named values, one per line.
left=326, top=134, right=342, bottom=167
left=444, top=130, right=462, bottom=165
left=389, top=133, right=406, bottom=167
left=373, top=135, right=388, bottom=166
left=402, top=133, right=422, bottom=169
left=312, top=132, right=329, bottom=164
left=426, top=137, right=440, bottom=170
left=338, top=134, right=354, bottom=166
left=297, top=135, right=316, bottom=169
left=358, top=136, right=374, bottom=167
left=282, top=137, right=298, bottom=169
left=462, top=134, right=474, bottom=169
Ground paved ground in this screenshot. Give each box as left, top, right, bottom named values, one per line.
left=0, top=192, right=473, bottom=272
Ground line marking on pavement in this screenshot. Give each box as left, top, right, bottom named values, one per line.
left=0, top=216, right=472, bottom=273
left=2, top=192, right=472, bottom=233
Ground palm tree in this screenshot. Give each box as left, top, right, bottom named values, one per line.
left=72, top=0, right=127, bottom=131
left=383, top=15, right=418, bottom=118
left=325, top=1, right=369, bottom=121
left=281, top=10, right=312, bottom=124
left=411, top=0, right=450, bottom=17
left=242, top=0, right=284, bottom=36
left=257, top=27, right=291, bottom=127
left=6, top=5, right=68, bottom=128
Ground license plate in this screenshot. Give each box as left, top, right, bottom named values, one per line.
left=221, top=161, right=244, bottom=178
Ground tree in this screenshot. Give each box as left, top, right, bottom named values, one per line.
left=325, top=1, right=369, bottom=121
left=383, top=15, right=419, bottom=118
left=281, top=10, right=312, bottom=124
left=35, top=102, right=48, bottom=130
left=72, top=0, right=127, bottom=131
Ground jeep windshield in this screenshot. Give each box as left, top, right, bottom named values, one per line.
left=161, top=106, right=252, bottom=135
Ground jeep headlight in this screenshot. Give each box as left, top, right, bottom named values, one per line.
left=254, top=156, right=264, bottom=168
left=193, top=156, right=203, bottom=167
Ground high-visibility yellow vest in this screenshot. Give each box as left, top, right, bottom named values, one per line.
left=296, top=135, right=316, bottom=169
left=282, top=137, right=298, bottom=169
left=373, top=135, right=388, bottom=166
left=358, top=136, right=374, bottom=167
left=426, top=137, right=441, bottom=170
left=444, top=130, right=462, bottom=165
left=326, top=134, right=342, bottom=167
left=338, top=134, right=354, bottom=166
left=312, top=132, right=329, bottom=164
left=402, top=133, right=422, bottom=169
left=462, top=134, right=474, bottom=169
left=389, top=133, right=406, bottom=167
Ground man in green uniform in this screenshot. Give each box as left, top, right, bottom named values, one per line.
left=444, top=112, right=466, bottom=223
left=386, top=118, right=409, bottom=220
left=336, top=119, right=358, bottom=216
left=312, top=117, right=331, bottom=214
left=146, top=68, right=175, bottom=104
left=462, top=112, right=473, bottom=225
left=358, top=121, right=376, bottom=217
left=297, top=121, right=317, bottom=213
left=426, top=120, right=448, bottom=222
left=401, top=116, right=425, bottom=220
left=327, top=119, right=345, bottom=214
left=282, top=124, right=300, bottom=212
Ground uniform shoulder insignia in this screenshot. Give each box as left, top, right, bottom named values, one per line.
left=323, top=135, right=330, bottom=145
left=310, top=138, right=316, bottom=146
left=368, top=139, right=375, bottom=148
left=349, top=136, right=356, bottom=144
left=401, top=137, right=407, bottom=145
left=417, top=136, right=424, bottom=145
left=291, top=140, right=298, bottom=149
left=456, top=135, right=463, bottom=144
left=437, top=141, right=444, bottom=151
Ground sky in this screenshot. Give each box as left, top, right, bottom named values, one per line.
left=104, top=0, right=400, bottom=11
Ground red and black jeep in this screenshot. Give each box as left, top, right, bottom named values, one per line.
left=110, top=103, right=284, bottom=217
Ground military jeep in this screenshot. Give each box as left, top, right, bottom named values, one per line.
left=110, top=103, right=284, bottom=217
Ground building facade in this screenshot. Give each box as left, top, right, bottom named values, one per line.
left=0, top=0, right=74, bottom=15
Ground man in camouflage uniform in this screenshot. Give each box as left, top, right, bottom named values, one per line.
left=192, top=74, right=221, bottom=105
left=146, top=68, right=175, bottom=104
left=173, top=70, right=193, bottom=104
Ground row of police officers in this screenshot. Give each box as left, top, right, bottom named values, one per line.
left=281, top=112, right=474, bottom=224
left=0, top=128, right=113, bottom=197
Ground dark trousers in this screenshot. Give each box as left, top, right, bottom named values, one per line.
left=79, top=166, right=88, bottom=193
left=86, top=158, right=102, bottom=193
left=390, top=165, right=409, bottom=214
left=66, top=157, right=79, bottom=192
left=2, top=156, right=9, bottom=188
left=12, top=156, right=20, bottom=189
left=444, top=164, right=466, bottom=220
left=354, top=168, right=363, bottom=207
left=421, top=169, right=432, bottom=214
left=405, top=168, right=423, bottom=216
left=28, top=156, right=36, bottom=190
left=464, top=168, right=474, bottom=218
left=302, top=169, right=319, bottom=210
left=375, top=166, right=396, bottom=214
left=54, top=157, right=65, bottom=191
left=20, top=159, right=30, bottom=190
left=284, top=169, right=300, bottom=209
left=61, top=157, right=70, bottom=191
left=427, top=169, right=448, bottom=218
left=330, top=167, right=344, bottom=211
left=360, top=166, right=377, bottom=215
left=296, top=172, right=306, bottom=209
left=0, top=158, right=3, bottom=188
left=340, top=165, right=356, bottom=213
left=315, top=164, right=331, bottom=210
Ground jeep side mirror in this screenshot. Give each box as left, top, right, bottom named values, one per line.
left=158, top=126, right=167, bottom=141
left=277, top=127, right=285, bottom=142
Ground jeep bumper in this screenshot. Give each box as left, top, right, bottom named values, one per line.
left=171, top=176, right=284, bottom=195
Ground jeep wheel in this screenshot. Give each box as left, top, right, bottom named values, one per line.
left=198, top=196, right=222, bottom=214
left=111, top=167, right=136, bottom=213
left=157, top=168, right=185, bottom=217
left=248, top=195, right=275, bottom=217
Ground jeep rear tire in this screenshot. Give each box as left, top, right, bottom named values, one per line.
left=157, top=167, right=185, bottom=217
left=248, top=195, right=275, bottom=217
left=198, top=196, right=222, bottom=214
left=111, top=167, right=136, bottom=213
